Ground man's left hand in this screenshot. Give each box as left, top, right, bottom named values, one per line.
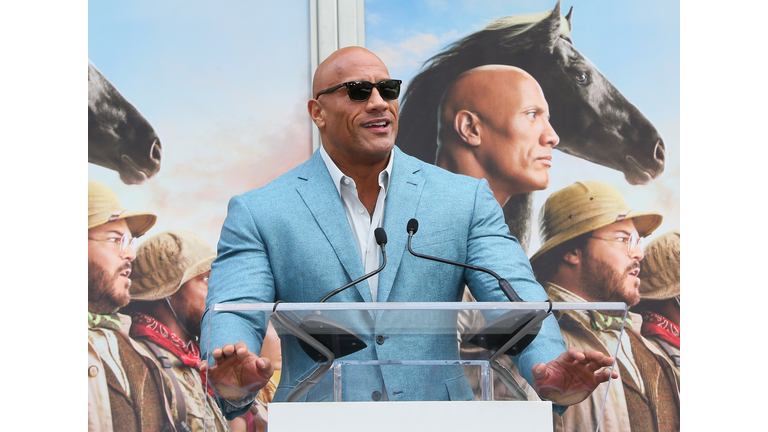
left=532, top=347, right=618, bottom=406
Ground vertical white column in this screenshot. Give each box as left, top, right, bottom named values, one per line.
left=310, top=0, right=366, bottom=150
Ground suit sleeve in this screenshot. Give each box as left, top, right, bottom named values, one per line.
left=201, top=193, right=276, bottom=419
left=463, top=179, right=567, bottom=406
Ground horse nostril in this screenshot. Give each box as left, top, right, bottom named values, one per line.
left=150, top=139, right=163, bottom=163
left=654, top=139, right=665, bottom=164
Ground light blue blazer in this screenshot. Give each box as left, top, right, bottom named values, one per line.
left=202, top=146, right=566, bottom=415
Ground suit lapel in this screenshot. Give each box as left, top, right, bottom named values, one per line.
left=378, top=148, right=424, bottom=303
left=295, top=150, right=372, bottom=302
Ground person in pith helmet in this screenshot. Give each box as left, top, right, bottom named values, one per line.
left=122, top=230, right=230, bottom=432
left=530, top=180, right=679, bottom=432
left=630, top=231, right=680, bottom=371
left=87, top=180, right=176, bottom=432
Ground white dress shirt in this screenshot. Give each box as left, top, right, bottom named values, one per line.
left=319, top=145, right=392, bottom=301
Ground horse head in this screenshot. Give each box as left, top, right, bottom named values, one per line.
left=88, top=61, right=162, bottom=185
left=397, top=0, right=665, bottom=185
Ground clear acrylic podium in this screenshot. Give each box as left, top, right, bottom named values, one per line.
left=205, top=301, right=628, bottom=432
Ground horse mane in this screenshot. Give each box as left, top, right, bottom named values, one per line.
left=483, top=12, right=571, bottom=41
left=396, top=2, right=569, bottom=163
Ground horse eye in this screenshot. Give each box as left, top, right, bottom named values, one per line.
left=574, top=72, right=589, bottom=84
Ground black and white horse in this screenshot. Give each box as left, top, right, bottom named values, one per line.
left=89, top=61, right=162, bottom=185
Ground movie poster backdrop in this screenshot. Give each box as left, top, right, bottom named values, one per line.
left=89, top=0, right=679, bottom=430
left=364, top=0, right=680, bottom=429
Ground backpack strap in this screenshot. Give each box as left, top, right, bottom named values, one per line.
left=144, top=340, right=191, bottom=432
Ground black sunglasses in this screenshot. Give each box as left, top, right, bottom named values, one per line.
left=316, top=79, right=402, bottom=102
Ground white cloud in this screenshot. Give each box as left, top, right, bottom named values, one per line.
left=371, top=29, right=462, bottom=71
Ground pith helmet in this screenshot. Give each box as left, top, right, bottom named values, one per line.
left=88, top=180, right=156, bottom=237
left=639, top=231, right=680, bottom=300
left=530, top=181, right=663, bottom=264
left=129, top=230, right=216, bottom=301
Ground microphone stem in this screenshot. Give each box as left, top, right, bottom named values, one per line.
left=319, top=246, right=387, bottom=303
left=407, top=232, right=522, bottom=302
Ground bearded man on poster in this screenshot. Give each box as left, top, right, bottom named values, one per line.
left=87, top=180, right=175, bottom=431
left=530, top=180, right=680, bottom=431
left=200, top=47, right=617, bottom=420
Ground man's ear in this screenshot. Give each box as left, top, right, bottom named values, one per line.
left=564, top=247, right=582, bottom=266
left=454, top=110, right=482, bottom=147
left=308, top=99, right=325, bottom=128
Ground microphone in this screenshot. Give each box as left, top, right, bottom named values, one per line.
left=406, top=218, right=547, bottom=357
left=320, top=227, right=388, bottom=302
left=406, top=219, right=522, bottom=302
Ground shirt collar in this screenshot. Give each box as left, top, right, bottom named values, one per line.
left=319, top=145, right=393, bottom=196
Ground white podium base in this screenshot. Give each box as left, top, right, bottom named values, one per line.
left=269, top=401, right=553, bottom=432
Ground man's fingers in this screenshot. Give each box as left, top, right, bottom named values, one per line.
left=594, top=368, right=614, bottom=383
left=211, top=343, right=251, bottom=362
left=598, top=356, right=615, bottom=367
left=583, top=349, right=604, bottom=362
left=257, top=356, right=272, bottom=371
left=587, top=361, right=605, bottom=373
left=222, top=344, right=236, bottom=356
left=563, top=347, right=585, bottom=363
left=234, top=341, right=249, bottom=356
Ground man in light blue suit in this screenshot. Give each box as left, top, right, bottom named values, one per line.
left=200, top=47, right=617, bottom=420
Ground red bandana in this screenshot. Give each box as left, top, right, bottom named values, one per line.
left=129, top=312, right=213, bottom=395
left=640, top=311, right=680, bottom=348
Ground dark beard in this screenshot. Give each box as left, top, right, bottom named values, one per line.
left=185, top=317, right=202, bottom=342
left=579, top=250, right=640, bottom=308
left=88, top=259, right=130, bottom=314
left=175, top=303, right=203, bottom=342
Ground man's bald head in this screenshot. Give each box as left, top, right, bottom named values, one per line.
left=312, top=47, right=389, bottom=99
left=438, top=65, right=539, bottom=140
left=435, top=64, right=559, bottom=205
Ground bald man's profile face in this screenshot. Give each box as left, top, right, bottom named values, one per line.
left=310, top=48, right=399, bottom=166
left=474, top=72, right=559, bottom=195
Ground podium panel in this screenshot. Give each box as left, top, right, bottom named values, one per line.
left=205, top=301, right=627, bottom=432
left=269, top=401, right=554, bottom=432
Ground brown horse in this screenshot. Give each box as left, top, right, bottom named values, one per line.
left=88, top=61, right=162, bottom=184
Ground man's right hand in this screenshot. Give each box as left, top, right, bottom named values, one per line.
left=198, top=341, right=274, bottom=400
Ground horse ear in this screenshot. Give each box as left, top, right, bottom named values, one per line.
left=525, top=0, right=563, bottom=53
left=565, top=6, right=573, bottom=32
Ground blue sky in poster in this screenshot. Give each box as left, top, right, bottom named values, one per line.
left=88, top=1, right=314, bottom=248
left=365, top=0, right=680, bottom=254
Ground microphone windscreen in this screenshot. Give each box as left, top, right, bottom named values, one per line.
left=374, top=227, right=388, bottom=245
left=407, top=218, right=419, bottom=234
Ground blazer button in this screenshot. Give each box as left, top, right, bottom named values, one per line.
left=88, top=365, right=99, bottom=377
left=376, top=335, right=385, bottom=345
left=371, top=391, right=382, bottom=401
